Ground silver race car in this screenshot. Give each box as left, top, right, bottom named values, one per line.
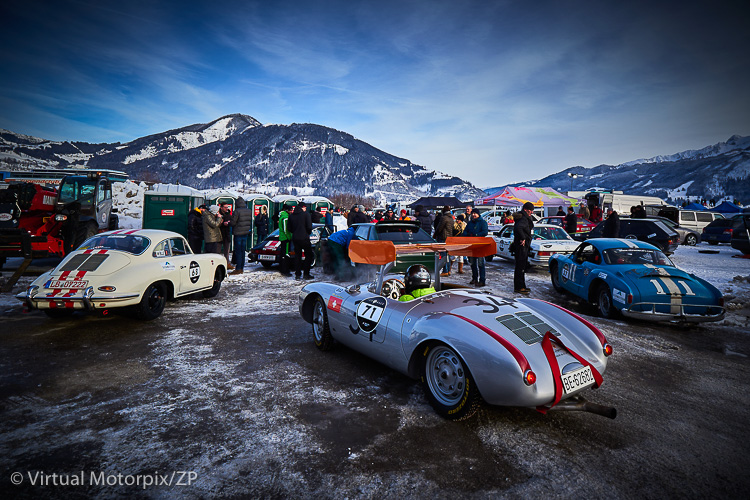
left=299, top=238, right=615, bottom=420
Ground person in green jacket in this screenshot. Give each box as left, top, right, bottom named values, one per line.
left=278, top=204, right=294, bottom=276
left=399, top=264, right=436, bottom=301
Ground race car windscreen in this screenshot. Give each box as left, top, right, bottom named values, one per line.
left=534, top=226, right=571, bottom=240
left=376, top=225, right=435, bottom=243
left=602, top=248, right=673, bottom=266
left=79, top=234, right=151, bottom=255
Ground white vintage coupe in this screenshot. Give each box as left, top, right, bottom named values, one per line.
left=492, top=223, right=580, bottom=266
left=17, top=229, right=226, bottom=320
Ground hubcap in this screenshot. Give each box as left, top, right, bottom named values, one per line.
left=426, top=347, right=466, bottom=406
left=148, top=287, right=164, bottom=310
left=313, top=302, right=324, bottom=341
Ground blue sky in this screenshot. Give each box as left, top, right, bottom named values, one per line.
left=1, top=0, right=748, bottom=187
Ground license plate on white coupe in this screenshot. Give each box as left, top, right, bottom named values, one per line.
left=48, top=280, right=88, bottom=289
left=258, top=254, right=276, bottom=261
left=561, top=365, right=595, bottom=394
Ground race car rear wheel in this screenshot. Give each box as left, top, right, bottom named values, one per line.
left=684, top=234, right=698, bottom=246
left=202, top=269, right=223, bottom=298
left=312, top=296, right=334, bottom=351
left=597, top=283, right=617, bottom=319
left=550, top=262, right=565, bottom=293
left=421, top=343, right=481, bottom=420
left=134, top=282, right=167, bottom=320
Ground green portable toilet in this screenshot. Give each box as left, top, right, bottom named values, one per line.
left=143, top=186, right=205, bottom=240
left=301, top=196, right=334, bottom=215
left=245, top=193, right=272, bottom=246
left=271, top=195, right=301, bottom=230
left=204, top=189, right=239, bottom=212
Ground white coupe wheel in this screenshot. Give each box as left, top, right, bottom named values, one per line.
left=421, top=344, right=481, bottom=420
left=134, top=282, right=167, bottom=321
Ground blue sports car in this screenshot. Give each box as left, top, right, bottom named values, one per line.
left=549, top=239, right=725, bottom=323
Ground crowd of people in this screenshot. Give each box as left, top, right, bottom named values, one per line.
left=186, top=198, right=624, bottom=299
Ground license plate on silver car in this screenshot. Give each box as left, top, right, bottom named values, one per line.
left=561, top=365, right=595, bottom=394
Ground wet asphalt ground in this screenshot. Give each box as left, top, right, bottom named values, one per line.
left=1, top=255, right=749, bottom=499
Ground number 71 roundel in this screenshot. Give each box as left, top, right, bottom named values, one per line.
left=356, top=296, right=387, bottom=333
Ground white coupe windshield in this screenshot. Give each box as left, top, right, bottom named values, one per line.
left=533, top=226, right=571, bottom=240
left=79, top=234, right=151, bottom=255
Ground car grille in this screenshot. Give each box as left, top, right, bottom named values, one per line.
left=495, top=311, right=560, bottom=345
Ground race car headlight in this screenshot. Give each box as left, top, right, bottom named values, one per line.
left=603, top=343, right=613, bottom=357
left=54, top=214, right=67, bottom=222
left=523, top=369, right=537, bottom=386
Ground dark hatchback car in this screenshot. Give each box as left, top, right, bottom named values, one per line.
left=701, top=215, right=745, bottom=245
left=249, top=223, right=332, bottom=269
left=575, top=217, right=680, bottom=254
left=730, top=213, right=750, bottom=255
left=351, top=220, right=437, bottom=273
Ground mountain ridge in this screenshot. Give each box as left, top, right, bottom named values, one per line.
left=0, top=114, right=484, bottom=203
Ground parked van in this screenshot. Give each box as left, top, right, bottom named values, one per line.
left=584, top=190, right=667, bottom=215
left=677, top=210, right=724, bottom=231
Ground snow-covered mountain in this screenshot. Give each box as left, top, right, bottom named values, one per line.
left=0, top=114, right=484, bottom=204
left=484, top=135, right=750, bottom=204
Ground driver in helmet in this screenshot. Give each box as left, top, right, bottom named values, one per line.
left=398, top=264, right=436, bottom=301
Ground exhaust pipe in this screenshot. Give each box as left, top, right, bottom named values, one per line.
left=548, top=396, right=617, bottom=419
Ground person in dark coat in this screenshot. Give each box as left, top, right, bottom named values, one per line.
left=187, top=205, right=206, bottom=254
left=254, top=205, right=269, bottom=242
left=564, top=207, right=578, bottom=234
left=434, top=207, right=454, bottom=276
left=310, top=208, right=323, bottom=224
left=602, top=209, right=620, bottom=237
left=632, top=205, right=647, bottom=218
left=324, top=209, right=334, bottom=232
left=463, top=209, right=489, bottom=287
left=288, top=202, right=314, bottom=280
left=347, top=205, right=369, bottom=226
left=513, top=202, right=535, bottom=294
left=556, top=206, right=565, bottom=216
left=219, top=203, right=233, bottom=269
left=229, top=198, right=253, bottom=275
left=413, top=205, right=434, bottom=234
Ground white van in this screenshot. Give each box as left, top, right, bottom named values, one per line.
left=677, top=210, right=724, bottom=231
left=584, top=190, right=667, bottom=215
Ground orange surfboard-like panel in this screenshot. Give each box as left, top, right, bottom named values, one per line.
left=348, top=237, right=495, bottom=264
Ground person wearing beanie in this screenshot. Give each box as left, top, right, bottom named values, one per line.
left=202, top=205, right=223, bottom=255
left=399, top=209, right=411, bottom=221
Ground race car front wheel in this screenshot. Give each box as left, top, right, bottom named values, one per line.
left=421, top=343, right=481, bottom=420
left=134, top=282, right=167, bottom=321
left=550, top=262, right=565, bottom=293
left=597, top=283, right=617, bottom=319
left=312, top=296, right=334, bottom=351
